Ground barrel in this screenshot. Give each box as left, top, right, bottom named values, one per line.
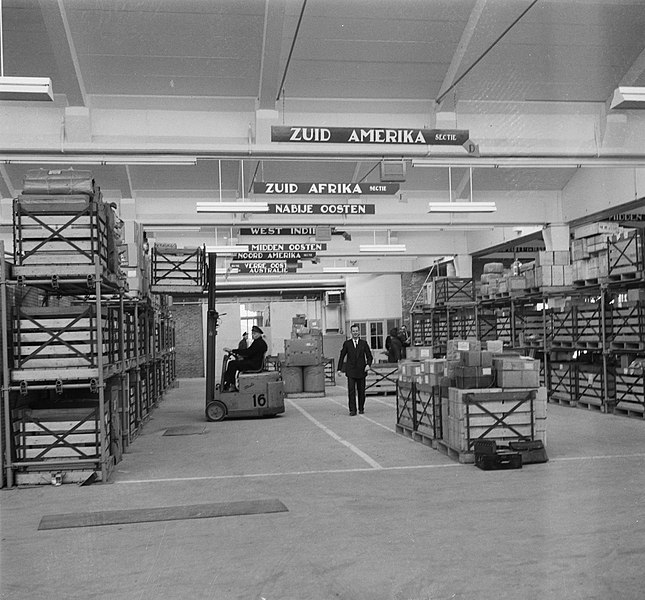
left=303, top=364, right=325, bottom=393
left=281, top=365, right=303, bottom=393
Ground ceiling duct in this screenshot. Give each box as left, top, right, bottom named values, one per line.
left=379, top=160, right=406, bottom=182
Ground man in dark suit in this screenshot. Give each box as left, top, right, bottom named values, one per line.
left=337, top=324, right=373, bottom=416
left=222, top=325, right=267, bottom=392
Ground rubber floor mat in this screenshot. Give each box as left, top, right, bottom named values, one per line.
left=163, top=425, right=206, bottom=436
left=38, top=499, right=288, bottom=530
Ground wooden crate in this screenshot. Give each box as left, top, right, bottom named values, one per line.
left=396, top=380, right=415, bottom=430
left=442, top=388, right=544, bottom=459
left=548, top=361, right=577, bottom=403
left=576, top=363, right=615, bottom=411
left=365, top=363, right=398, bottom=395
left=614, top=369, right=644, bottom=417
left=414, top=383, right=441, bottom=440
left=12, top=305, right=116, bottom=372
left=13, top=195, right=110, bottom=270
left=12, top=403, right=109, bottom=463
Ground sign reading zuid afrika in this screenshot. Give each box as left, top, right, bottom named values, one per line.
left=271, top=126, right=469, bottom=146
left=253, top=182, right=399, bottom=195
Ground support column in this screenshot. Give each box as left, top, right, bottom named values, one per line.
left=453, top=254, right=473, bottom=278
left=542, top=224, right=570, bottom=252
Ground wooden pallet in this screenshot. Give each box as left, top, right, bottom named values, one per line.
left=549, top=395, right=577, bottom=407
left=613, top=404, right=644, bottom=419
left=435, top=440, right=474, bottom=464
left=576, top=399, right=609, bottom=413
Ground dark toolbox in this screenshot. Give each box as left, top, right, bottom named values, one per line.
left=508, top=440, right=548, bottom=464
left=22, top=168, right=97, bottom=196
left=473, top=440, right=522, bottom=471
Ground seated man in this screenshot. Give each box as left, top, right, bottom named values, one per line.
left=222, top=325, right=267, bottom=391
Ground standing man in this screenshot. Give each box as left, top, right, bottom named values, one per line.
left=398, top=324, right=411, bottom=359
left=237, top=331, right=248, bottom=350
left=338, top=324, right=373, bottom=416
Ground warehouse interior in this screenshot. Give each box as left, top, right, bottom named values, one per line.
left=1, top=1, right=645, bottom=599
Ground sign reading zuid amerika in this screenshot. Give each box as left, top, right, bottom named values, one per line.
left=271, top=126, right=470, bottom=146
left=253, top=182, right=399, bottom=195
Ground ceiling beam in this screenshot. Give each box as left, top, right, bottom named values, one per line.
left=0, top=165, right=16, bottom=198
left=258, top=0, right=287, bottom=108
left=436, top=0, right=488, bottom=104
left=38, top=0, right=86, bottom=106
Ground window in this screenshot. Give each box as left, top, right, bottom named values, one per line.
left=350, top=319, right=400, bottom=351
left=240, top=304, right=262, bottom=338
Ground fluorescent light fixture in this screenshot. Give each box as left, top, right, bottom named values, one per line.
left=610, top=86, right=645, bottom=110
left=145, top=226, right=201, bottom=231
left=323, top=266, right=360, bottom=273
left=215, top=267, right=228, bottom=275
left=0, top=76, right=54, bottom=101
left=197, top=201, right=269, bottom=213
left=359, top=244, right=407, bottom=253
left=204, top=245, right=249, bottom=254
left=428, top=201, right=496, bottom=213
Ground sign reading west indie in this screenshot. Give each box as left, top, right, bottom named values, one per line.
left=249, top=243, right=326, bottom=252
left=233, top=251, right=316, bottom=261
left=268, top=203, right=375, bottom=214
left=253, top=182, right=399, bottom=195
left=239, top=227, right=318, bottom=236
left=233, top=262, right=298, bottom=274
left=271, top=126, right=470, bottom=146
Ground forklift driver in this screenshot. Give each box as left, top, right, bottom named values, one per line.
left=222, top=325, right=267, bottom=392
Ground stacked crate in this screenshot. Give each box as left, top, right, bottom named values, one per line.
left=280, top=336, right=324, bottom=395
left=426, top=277, right=475, bottom=306
left=570, top=222, right=622, bottom=283
left=1, top=169, right=176, bottom=487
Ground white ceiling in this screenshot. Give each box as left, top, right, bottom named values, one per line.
left=1, top=0, right=645, bottom=276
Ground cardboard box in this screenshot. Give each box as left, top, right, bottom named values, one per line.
left=497, top=369, right=539, bottom=388
left=573, top=222, right=620, bottom=239
left=486, top=340, right=504, bottom=353
left=407, top=346, right=434, bottom=360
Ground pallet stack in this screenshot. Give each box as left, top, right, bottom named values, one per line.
left=396, top=337, right=547, bottom=464
left=0, top=169, right=176, bottom=487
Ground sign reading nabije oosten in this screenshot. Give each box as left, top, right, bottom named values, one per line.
left=271, top=126, right=469, bottom=146
left=268, top=203, right=374, bottom=214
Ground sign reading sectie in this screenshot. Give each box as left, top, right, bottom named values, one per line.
left=253, top=182, right=399, bottom=195
left=271, top=126, right=470, bottom=146
left=267, top=204, right=375, bottom=214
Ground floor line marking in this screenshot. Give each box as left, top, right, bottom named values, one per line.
left=115, top=452, right=645, bottom=485
left=286, top=399, right=383, bottom=469
left=116, top=463, right=460, bottom=485
left=324, top=395, right=413, bottom=439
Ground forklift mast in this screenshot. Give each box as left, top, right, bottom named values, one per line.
left=205, top=252, right=218, bottom=403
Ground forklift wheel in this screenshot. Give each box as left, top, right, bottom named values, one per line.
left=205, top=400, right=227, bottom=422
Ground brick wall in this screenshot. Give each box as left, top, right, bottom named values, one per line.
left=401, top=270, right=430, bottom=325
left=173, top=302, right=204, bottom=377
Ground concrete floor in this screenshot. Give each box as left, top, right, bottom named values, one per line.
left=1, top=378, right=645, bottom=600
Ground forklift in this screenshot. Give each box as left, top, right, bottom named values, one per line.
left=204, top=253, right=285, bottom=422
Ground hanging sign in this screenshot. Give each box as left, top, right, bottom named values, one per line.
left=253, top=182, right=399, bottom=195
left=239, top=227, right=318, bottom=236
left=271, top=126, right=470, bottom=146
left=249, top=242, right=326, bottom=252
left=609, top=213, right=645, bottom=222
left=232, top=262, right=299, bottom=274
left=268, top=203, right=375, bottom=214
left=233, top=251, right=316, bottom=261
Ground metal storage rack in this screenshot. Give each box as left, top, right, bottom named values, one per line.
left=1, top=180, right=178, bottom=487
left=409, top=228, right=644, bottom=419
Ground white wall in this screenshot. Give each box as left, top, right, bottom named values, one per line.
left=345, top=274, right=402, bottom=322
